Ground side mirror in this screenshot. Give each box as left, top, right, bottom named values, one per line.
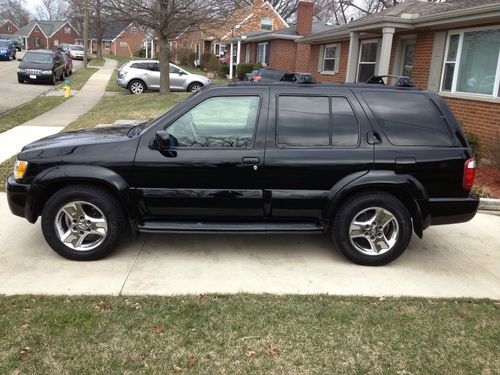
left=178, top=71, right=187, bottom=76
left=17, top=57, right=22, bottom=62
left=155, top=130, right=171, bottom=151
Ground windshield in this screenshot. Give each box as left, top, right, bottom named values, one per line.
left=0, top=40, right=9, bottom=48
left=23, top=52, right=53, bottom=64
left=71, top=45, right=84, bottom=51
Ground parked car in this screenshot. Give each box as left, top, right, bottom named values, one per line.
left=0, top=34, right=24, bottom=51
left=0, top=39, right=16, bottom=60
left=59, top=50, right=73, bottom=76
left=58, top=43, right=72, bottom=53
left=17, top=49, right=66, bottom=84
left=68, top=44, right=85, bottom=60
left=116, top=60, right=212, bottom=94
left=7, top=82, right=479, bottom=265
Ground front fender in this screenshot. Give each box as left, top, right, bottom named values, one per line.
left=325, top=170, right=429, bottom=238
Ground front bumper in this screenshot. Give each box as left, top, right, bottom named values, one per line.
left=17, top=72, right=53, bottom=83
left=428, top=196, right=479, bottom=226
left=6, top=175, right=37, bottom=223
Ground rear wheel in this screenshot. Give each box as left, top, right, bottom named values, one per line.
left=41, top=185, right=125, bottom=261
left=129, top=79, right=146, bottom=94
left=332, top=192, right=412, bottom=266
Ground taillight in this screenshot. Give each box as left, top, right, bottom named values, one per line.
left=462, top=157, right=476, bottom=190
left=252, top=76, right=261, bottom=81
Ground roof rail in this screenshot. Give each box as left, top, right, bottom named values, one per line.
left=366, top=75, right=415, bottom=87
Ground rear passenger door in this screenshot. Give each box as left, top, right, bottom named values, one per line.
left=263, top=87, right=374, bottom=220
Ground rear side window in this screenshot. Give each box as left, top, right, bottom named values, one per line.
left=277, top=96, right=330, bottom=146
left=277, top=96, right=359, bottom=147
left=363, top=92, right=453, bottom=146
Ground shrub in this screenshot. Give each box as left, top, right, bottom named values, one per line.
left=205, top=54, right=220, bottom=72
left=177, top=48, right=196, bottom=67
left=218, top=63, right=229, bottom=78
left=465, top=131, right=481, bottom=162
left=236, top=63, right=255, bottom=80
left=135, top=47, right=146, bottom=58
left=199, top=53, right=212, bottom=70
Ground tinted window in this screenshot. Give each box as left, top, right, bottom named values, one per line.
left=23, top=52, right=53, bottom=63
left=278, top=96, right=330, bottom=147
left=363, top=92, right=453, bottom=146
left=331, top=97, right=359, bottom=146
left=131, top=62, right=147, bottom=70
left=167, top=96, right=260, bottom=148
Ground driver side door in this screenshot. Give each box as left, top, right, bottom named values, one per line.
left=134, top=88, right=268, bottom=220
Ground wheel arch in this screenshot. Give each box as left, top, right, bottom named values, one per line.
left=187, top=81, right=203, bottom=92
left=31, top=165, right=138, bottom=233
left=325, top=170, right=429, bottom=238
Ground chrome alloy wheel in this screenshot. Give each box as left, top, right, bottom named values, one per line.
left=348, top=207, right=399, bottom=256
left=189, top=83, right=202, bottom=92
left=130, top=81, right=144, bottom=94
left=54, top=201, right=108, bottom=251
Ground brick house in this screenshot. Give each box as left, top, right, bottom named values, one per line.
left=16, top=20, right=79, bottom=50
left=0, top=19, right=19, bottom=34
left=78, top=21, right=147, bottom=57
left=226, top=1, right=336, bottom=74
left=170, top=0, right=288, bottom=65
left=296, top=0, right=500, bottom=158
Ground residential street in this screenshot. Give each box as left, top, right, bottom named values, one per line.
left=0, top=51, right=83, bottom=114
left=0, top=191, right=498, bottom=298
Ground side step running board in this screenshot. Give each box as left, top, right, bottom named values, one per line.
left=138, top=221, right=324, bottom=233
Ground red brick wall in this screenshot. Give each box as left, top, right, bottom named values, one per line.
left=27, top=26, right=48, bottom=49
left=412, top=31, right=434, bottom=89
left=0, top=20, right=18, bottom=34
left=445, top=97, right=500, bottom=159
left=267, top=39, right=296, bottom=71
left=49, top=23, right=79, bottom=49
left=237, top=1, right=288, bottom=35
left=309, top=40, right=349, bottom=82
left=114, top=24, right=146, bottom=57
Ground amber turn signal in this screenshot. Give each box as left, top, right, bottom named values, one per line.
left=13, top=159, right=28, bottom=180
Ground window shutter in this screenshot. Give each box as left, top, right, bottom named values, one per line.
left=428, top=31, right=446, bottom=92
left=334, top=44, right=341, bottom=73
left=265, top=43, right=270, bottom=65
left=317, top=45, right=324, bottom=72
left=255, top=44, right=258, bottom=64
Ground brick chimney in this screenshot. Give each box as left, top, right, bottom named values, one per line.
left=296, top=0, right=313, bottom=36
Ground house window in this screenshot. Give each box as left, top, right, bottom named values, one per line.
left=64, top=26, right=71, bottom=34
left=320, top=43, right=340, bottom=73
left=213, top=43, right=220, bottom=56
left=183, top=43, right=191, bottom=49
left=104, top=41, right=111, bottom=49
left=256, top=42, right=268, bottom=66
left=7, top=24, right=12, bottom=32
left=120, top=41, right=127, bottom=48
left=357, top=40, right=379, bottom=82
left=245, top=44, right=250, bottom=63
left=34, top=26, right=40, bottom=32
left=54, top=39, right=59, bottom=46
left=131, top=26, right=138, bottom=33
left=34, top=38, right=40, bottom=46
left=441, top=27, right=500, bottom=97
left=261, top=18, right=273, bottom=31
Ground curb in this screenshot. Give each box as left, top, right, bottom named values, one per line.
left=479, top=198, right=500, bottom=212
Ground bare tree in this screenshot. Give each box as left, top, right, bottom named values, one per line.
left=0, top=0, right=30, bottom=26
left=107, top=0, right=238, bottom=95
left=35, top=0, right=69, bottom=20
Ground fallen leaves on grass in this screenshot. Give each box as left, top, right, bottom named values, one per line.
left=266, top=345, right=279, bottom=356
left=152, top=323, right=164, bottom=334
left=245, top=350, right=256, bottom=358
left=172, top=364, right=183, bottom=373
left=19, top=346, right=31, bottom=358
left=94, top=300, right=110, bottom=312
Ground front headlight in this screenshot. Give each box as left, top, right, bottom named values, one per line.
left=42, top=70, right=52, bottom=75
left=17, top=68, right=26, bottom=73
left=13, top=159, right=28, bottom=180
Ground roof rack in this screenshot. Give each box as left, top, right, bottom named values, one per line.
left=366, top=75, right=415, bottom=87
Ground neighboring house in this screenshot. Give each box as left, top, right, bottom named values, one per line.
left=170, top=0, right=288, bottom=64
left=296, top=0, right=499, bottom=158
left=78, top=21, right=146, bottom=57
left=226, top=1, right=336, bottom=73
left=0, top=19, right=19, bottom=34
left=16, top=20, right=79, bottom=50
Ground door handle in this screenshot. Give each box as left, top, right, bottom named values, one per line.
left=242, top=157, right=260, bottom=165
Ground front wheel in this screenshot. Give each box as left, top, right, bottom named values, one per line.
left=187, top=82, right=203, bottom=92
left=41, top=185, right=125, bottom=261
left=332, top=192, right=412, bottom=266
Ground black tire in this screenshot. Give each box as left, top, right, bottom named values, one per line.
left=128, top=79, right=146, bottom=94
left=332, top=191, right=412, bottom=266
left=18, top=78, right=23, bottom=83
left=50, top=73, right=57, bottom=85
left=41, top=184, right=125, bottom=261
left=187, top=82, right=203, bottom=92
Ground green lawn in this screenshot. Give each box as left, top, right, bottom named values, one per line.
left=0, top=295, right=498, bottom=374
left=0, top=96, right=66, bottom=134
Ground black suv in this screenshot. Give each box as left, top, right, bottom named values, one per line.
left=6, top=82, right=479, bottom=265
left=17, top=49, right=66, bottom=85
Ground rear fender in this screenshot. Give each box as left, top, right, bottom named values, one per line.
left=325, top=170, right=429, bottom=238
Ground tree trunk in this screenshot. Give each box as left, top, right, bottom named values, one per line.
left=83, top=0, right=88, bottom=68
left=96, top=0, right=102, bottom=58
left=159, top=34, right=171, bottom=95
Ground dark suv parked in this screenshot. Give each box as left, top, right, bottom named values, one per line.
left=17, top=49, right=66, bottom=84
left=6, top=82, right=478, bottom=265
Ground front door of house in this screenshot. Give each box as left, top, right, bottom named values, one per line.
left=398, top=39, right=416, bottom=78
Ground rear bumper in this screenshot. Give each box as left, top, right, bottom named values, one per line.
left=6, top=175, right=37, bottom=223
left=116, top=78, right=128, bottom=88
left=428, top=196, right=479, bottom=226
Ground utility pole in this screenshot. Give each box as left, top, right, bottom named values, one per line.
left=83, top=0, right=89, bottom=68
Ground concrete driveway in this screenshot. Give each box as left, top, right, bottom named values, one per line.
left=0, top=192, right=498, bottom=298
left=0, top=51, right=83, bottom=114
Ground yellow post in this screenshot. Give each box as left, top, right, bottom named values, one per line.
left=64, top=79, right=71, bottom=98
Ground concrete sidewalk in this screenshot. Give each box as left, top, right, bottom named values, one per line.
left=0, top=191, right=499, bottom=298
left=0, top=58, right=116, bottom=163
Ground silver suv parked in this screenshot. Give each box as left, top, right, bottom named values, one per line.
left=116, top=60, right=212, bottom=94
